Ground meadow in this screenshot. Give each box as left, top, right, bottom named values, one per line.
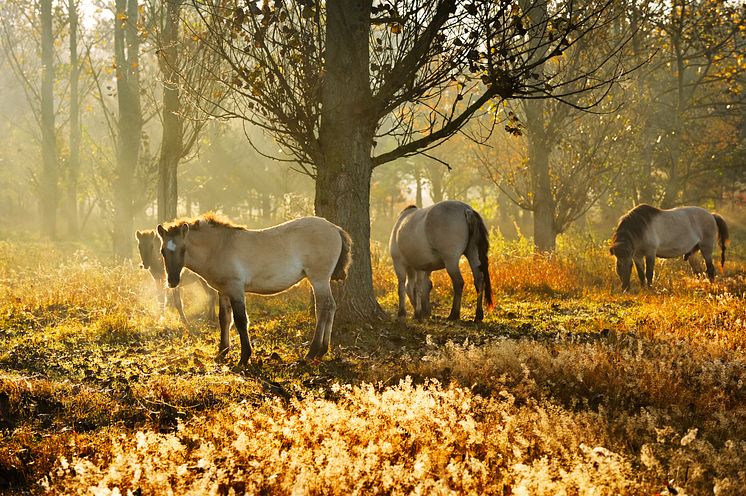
left=1, top=235, right=745, bottom=495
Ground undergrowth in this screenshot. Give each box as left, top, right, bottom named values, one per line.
left=1, top=236, right=745, bottom=494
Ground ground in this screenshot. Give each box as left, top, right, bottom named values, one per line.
left=1, top=237, right=745, bottom=494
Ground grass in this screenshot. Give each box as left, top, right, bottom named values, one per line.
left=1, top=237, right=745, bottom=494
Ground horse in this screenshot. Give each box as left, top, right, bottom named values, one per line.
left=136, top=229, right=218, bottom=326
left=389, top=200, right=493, bottom=322
left=609, top=204, right=729, bottom=291
left=156, top=213, right=352, bottom=366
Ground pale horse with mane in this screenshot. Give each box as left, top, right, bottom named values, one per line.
left=609, top=204, right=729, bottom=291
left=390, top=200, right=493, bottom=322
left=157, top=213, right=352, bottom=366
left=136, top=229, right=217, bottom=326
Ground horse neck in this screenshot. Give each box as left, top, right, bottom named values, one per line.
left=185, top=226, right=225, bottom=272
left=147, top=244, right=165, bottom=278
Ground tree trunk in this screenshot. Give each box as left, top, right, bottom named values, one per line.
left=525, top=98, right=556, bottom=252
left=413, top=164, right=423, bottom=207
left=112, top=0, right=142, bottom=260
left=316, top=0, right=384, bottom=321
left=157, top=0, right=183, bottom=223
left=40, top=0, right=58, bottom=239
left=521, top=0, right=555, bottom=253
left=66, top=0, right=81, bottom=238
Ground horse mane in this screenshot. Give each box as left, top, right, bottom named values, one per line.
left=610, top=204, right=661, bottom=254
left=161, top=212, right=247, bottom=234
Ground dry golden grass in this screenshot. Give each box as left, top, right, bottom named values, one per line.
left=1, top=236, right=746, bottom=494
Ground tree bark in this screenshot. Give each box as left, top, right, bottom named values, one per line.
left=112, top=0, right=142, bottom=260
left=40, top=0, right=58, bottom=239
left=66, top=0, right=81, bottom=237
left=521, top=0, right=555, bottom=253
left=525, top=98, right=556, bottom=252
left=157, top=0, right=183, bottom=223
left=316, top=0, right=384, bottom=320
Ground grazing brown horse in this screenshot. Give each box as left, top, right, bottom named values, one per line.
left=609, top=204, right=729, bottom=291
left=157, top=213, right=351, bottom=366
left=389, top=200, right=493, bottom=322
left=136, top=229, right=218, bottom=325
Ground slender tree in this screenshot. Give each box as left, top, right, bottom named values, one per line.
left=66, top=0, right=82, bottom=237
left=40, top=0, right=59, bottom=238
left=112, top=0, right=143, bottom=259
left=157, top=0, right=184, bottom=222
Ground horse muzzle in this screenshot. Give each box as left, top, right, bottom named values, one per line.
left=167, top=277, right=181, bottom=288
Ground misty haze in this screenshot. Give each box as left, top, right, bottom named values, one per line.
left=1, top=0, right=745, bottom=494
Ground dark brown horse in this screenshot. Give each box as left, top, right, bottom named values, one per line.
left=610, top=204, right=729, bottom=291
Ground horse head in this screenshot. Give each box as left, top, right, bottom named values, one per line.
left=135, top=230, right=160, bottom=271
left=157, top=223, right=190, bottom=288
left=609, top=233, right=633, bottom=292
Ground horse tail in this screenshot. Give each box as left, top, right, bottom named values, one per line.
left=713, top=213, right=729, bottom=268
left=467, top=209, right=494, bottom=310
left=332, top=227, right=353, bottom=281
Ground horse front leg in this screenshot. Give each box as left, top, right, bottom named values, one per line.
left=445, top=260, right=464, bottom=321
left=229, top=293, right=252, bottom=368
left=307, top=281, right=335, bottom=360
left=216, top=293, right=232, bottom=362
left=633, top=257, right=646, bottom=288
left=200, top=278, right=218, bottom=324
left=645, top=256, right=655, bottom=287
left=154, top=278, right=167, bottom=321
left=172, top=287, right=190, bottom=328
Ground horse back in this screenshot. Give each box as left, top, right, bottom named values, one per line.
left=217, top=216, right=344, bottom=293
left=648, top=207, right=717, bottom=257
left=392, top=201, right=471, bottom=270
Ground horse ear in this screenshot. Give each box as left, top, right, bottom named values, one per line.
left=157, top=224, right=167, bottom=238
left=180, top=224, right=189, bottom=236
left=135, top=230, right=143, bottom=240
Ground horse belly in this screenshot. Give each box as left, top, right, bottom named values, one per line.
left=245, top=264, right=305, bottom=295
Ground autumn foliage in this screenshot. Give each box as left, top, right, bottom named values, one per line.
left=1, top=236, right=746, bottom=494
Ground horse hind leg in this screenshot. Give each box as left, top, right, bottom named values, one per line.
left=307, top=280, right=335, bottom=360
left=393, top=261, right=408, bottom=319
left=702, top=249, right=716, bottom=282
left=466, top=252, right=485, bottom=322
left=418, top=272, right=433, bottom=319
left=404, top=268, right=420, bottom=319
left=445, top=258, right=465, bottom=321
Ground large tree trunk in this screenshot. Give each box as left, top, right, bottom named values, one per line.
left=112, top=0, right=142, bottom=260
left=316, top=0, right=384, bottom=321
left=66, top=0, right=81, bottom=238
left=525, top=98, right=556, bottom=252
left=40, top=0, right=58, bottom=239
left=157, top=0, right=183, bottom=223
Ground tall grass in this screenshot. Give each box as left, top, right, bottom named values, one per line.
left=1, top=235, right=745, bottom=494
